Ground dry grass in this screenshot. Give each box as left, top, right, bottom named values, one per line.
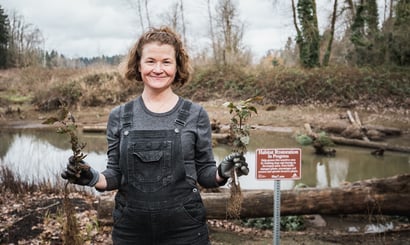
left=1, top=65, right=409, bottom=113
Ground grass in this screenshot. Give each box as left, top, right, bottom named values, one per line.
left=0, top=164, right=79, bottom=195
left=0, top=92, right=31, bottom=104
left=184, top=65, right=410, bottom=108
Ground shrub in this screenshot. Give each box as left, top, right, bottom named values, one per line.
left=32, top=80, right=82, bottom=111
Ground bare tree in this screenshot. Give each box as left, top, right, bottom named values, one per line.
left=207, top=0, right=217, bottom=63
left=7, top=11, right=43, bottom=67
left=126, top=0, right=145, bottom=31
left=138, top=0, right=145, bottom=30
left=144, top=0, right=151, bottom=27
left=214, top=0, right=246, bottom=66
left=345, top=0, right=355, bottom=16
left=291, top=0, right=302, bottom=45
left=127, top=0, right=152, bottom=31
left=179, top=0, right=187, bottom=44
left=322, top=0, right=338, bottom=66
left=161, top=1, right=186, bottom=39
left=163, top=2, right=180, bottom=30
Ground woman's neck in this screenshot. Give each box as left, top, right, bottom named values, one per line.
left=141, top=90, right=179, bottom=113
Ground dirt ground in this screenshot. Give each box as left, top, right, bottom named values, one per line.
left=1, top=189, right=409, bottom=245
left=1, top=100, right=409, bottom=244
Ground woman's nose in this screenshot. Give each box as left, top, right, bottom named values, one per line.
left=153, top=62, right=163, bottom=72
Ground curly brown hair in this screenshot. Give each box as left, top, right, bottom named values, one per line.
left=124, top=26, right=191, bottom=86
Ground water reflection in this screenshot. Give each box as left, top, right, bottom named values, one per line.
left=316, top=162, right=328, bottom=188
left=1, top=132, right=107, bottom=183
left=316, top=158, right=349, bottom=188
left=2, top=134, right=67, bottom=182
left=1, top=129, right=409, bottom=190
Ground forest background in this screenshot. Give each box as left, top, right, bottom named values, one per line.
left=0, top=0, right=409, bottom=113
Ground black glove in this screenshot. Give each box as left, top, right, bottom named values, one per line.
left=217, top=152, right=249, bottom=179
left=61, top=156, right=99, bottom=186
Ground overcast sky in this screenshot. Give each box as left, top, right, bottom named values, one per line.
left=0, top=0, right=335, bottom=60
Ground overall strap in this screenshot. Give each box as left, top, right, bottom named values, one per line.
left=121, top=100, right=134, bottom=129
left=175, top=99, right=192, bottom=127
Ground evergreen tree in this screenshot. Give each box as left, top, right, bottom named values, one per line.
left=0, top=5, right=9, bottom=68
left=350, top=0, right=382, bottom=65
left=390, top=0, right=410, bottom=65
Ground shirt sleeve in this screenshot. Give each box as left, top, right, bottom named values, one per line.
left=100, top=105, right=123, bottom=191
left=194, top=107, right=225, bottom=188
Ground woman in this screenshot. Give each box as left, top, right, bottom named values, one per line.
left=62, top=26, right=249, bottom=244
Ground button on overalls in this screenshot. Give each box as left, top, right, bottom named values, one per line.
left=111, top=100, right=210, bottom=245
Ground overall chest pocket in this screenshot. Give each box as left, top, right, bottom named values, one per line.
left=128, top=140, right=173, bottom=192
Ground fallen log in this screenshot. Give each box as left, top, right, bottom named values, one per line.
left=329, top=136, right=410, bottom=153
left=346, top=110, right=370, bottom=141
left=365, top=125, right=402, bottom=136
left=305, top=123, right=410, bottom=153
left=82, top=125, right=107, bottom=133
left=97, top=174, right=410, bottom=224
left=319, top=123, right=402, bottom=138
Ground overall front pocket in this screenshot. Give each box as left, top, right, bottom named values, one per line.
left=133, top=150, right=164, bottom=182
left=128, top=140, right=173, bottom=192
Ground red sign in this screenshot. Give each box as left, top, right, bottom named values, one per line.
left=256, top=148, right=302, bottom=180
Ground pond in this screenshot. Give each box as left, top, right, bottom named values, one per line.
left=0, top=128, right=409, bottom=191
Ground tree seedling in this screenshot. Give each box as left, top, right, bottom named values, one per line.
left=42, top=107, right=85, bottom=245
left=223, top=96, right=262, bottom=218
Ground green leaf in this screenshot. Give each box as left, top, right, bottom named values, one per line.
left=240, top=136, right=250, bottom=145
left=248, top=106, right=258, bottom=114
left=56, top=127, right=69, bottom=134
left=67, top=124, right=77, bottom=131
left=296, top=134, right=313, bottom=145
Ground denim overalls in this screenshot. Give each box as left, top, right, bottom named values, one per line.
left=111, top=100, right=211, bottom=245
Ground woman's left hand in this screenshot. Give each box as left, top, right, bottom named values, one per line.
left=217, top=152, right=249, bottom=179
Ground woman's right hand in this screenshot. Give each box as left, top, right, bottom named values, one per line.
left=61, top=156, right=100, bottom=186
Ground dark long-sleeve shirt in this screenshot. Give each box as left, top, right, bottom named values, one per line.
left=101, top=96, right=222, bottom=191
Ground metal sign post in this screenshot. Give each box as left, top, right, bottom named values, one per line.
left=273, top=180, right=281, bottom=245
left=255, top=148, right=302, bottom=245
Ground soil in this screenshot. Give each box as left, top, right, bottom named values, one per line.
left=1, top=190, right=409, bottom=245
left=0, top=100, right=409, bottom=244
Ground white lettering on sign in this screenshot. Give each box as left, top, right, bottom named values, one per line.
left=255, top=148, right=302, bottom=180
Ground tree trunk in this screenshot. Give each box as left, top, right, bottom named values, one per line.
left=137, top=0, right=145, bottom=31
left=144, top=0, right=151, bottom=27
left=179, top=0, right=187, bottom=45
left=207, top=0, right=217, bottom=64
left=97, top=174, right=410, bottom=224
left=291, top=0, right=302, bottom=60
left=322, top=0, right=338, bottom=66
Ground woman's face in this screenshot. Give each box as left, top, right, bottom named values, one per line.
left=139, top=42, right=177, bottom=92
